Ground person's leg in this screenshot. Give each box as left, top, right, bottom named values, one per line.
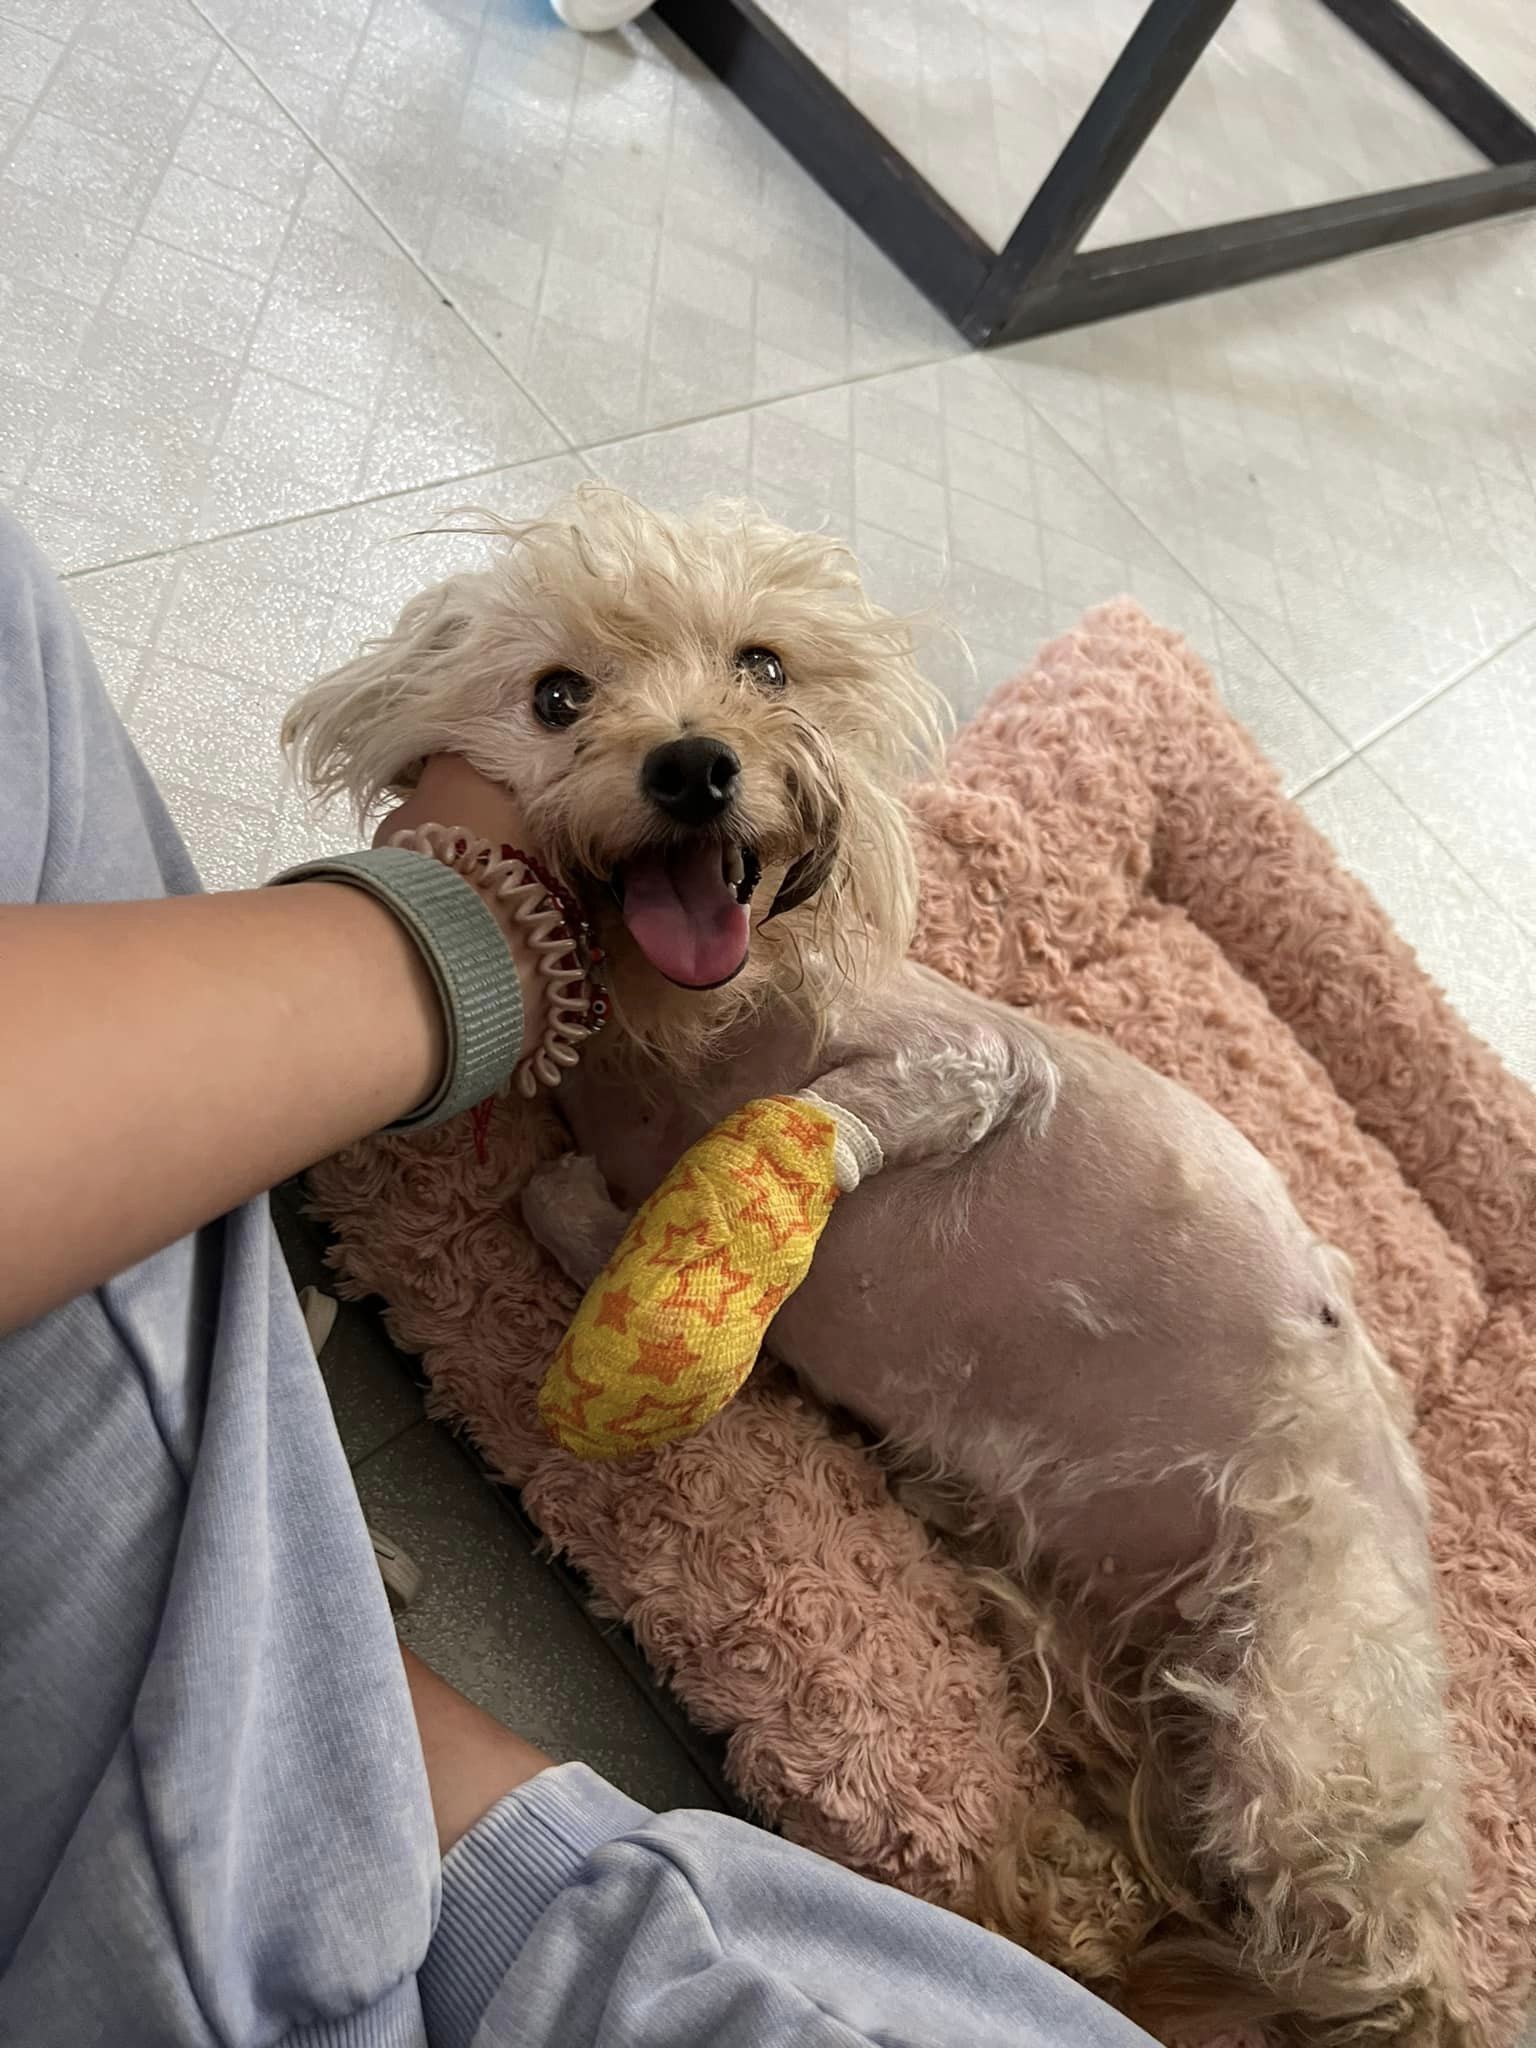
left=0, top=508, right=1158, bottom=2048
left=402, top=1647, right=550, bottom=1855
left=420, top=1761, right=1160, bottom=2048
left=0, top=511, right=437, bottom=2047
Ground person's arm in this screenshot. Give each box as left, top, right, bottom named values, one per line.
left=3, top=882, right=447, bottom=1335
left=0, top=757, right=530, bottom=1337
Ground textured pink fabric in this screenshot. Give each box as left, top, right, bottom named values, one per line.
left=309, top=604, right=1536, bottom=2043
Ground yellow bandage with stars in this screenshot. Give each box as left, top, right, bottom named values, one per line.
left=538, top=1092, right=881, bottom=1460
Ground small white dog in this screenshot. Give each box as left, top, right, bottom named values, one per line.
left=285, top=488, right=1466, bottom=2047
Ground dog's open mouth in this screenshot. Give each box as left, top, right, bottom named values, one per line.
left=611, top=839, right=762, bottom=989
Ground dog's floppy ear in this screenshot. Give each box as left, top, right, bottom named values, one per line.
left=282, top=575, right=478, bottom=816
left=765, top=837, right=840, bottom=920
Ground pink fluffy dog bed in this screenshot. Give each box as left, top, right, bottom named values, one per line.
left=309, top=604, right=1536, bottom=2043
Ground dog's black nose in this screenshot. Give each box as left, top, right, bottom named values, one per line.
left=641, top=736, right=741, bottom=825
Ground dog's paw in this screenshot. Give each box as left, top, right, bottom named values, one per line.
left=525, top=1149, right=609, bottom=1199
left=521, top=1154, right=627, bottom=1287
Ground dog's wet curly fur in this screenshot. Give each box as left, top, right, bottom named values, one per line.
left=286, top=486, right=1469, bottom=2047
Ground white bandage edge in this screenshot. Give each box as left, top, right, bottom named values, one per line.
left=797, top=1091, right=884, bottom=1195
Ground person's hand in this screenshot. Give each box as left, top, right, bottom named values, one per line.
left=374, top=756, right=594, bottom=1093
left=372, top=754, right=529, bottom=850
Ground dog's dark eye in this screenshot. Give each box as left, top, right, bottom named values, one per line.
left=738, top=645, right=786, bottom=694
left=532, top=668, right=592, bottom=729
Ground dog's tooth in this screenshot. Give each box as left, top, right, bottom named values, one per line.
left=724, top=843, right=745, bottom=888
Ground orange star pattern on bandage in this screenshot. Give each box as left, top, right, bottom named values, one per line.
left=537, top=1095, right=843, bottom=1460
left=594, top=1283, right=636, bottom=1334
left=730, top=1149, right=828, bottom=1251
left=651, top=1215, right=715, bottom=1267
left=661, top=1243, right=755, bottom=1326
left=777, top=1105, right=837, bottom=1157
left=630, top=1329, right=701, bottom=1386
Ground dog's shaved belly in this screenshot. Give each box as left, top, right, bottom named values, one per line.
left=772, top=1046, right=1326, bottom=1579
left=562, top=981, right=1331, bottom=1584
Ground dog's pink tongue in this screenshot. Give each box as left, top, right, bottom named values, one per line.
left=621, top=842, right=749, bottom=988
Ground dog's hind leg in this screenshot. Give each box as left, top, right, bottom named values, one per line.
left=955, top=1524, right=1171, bottom=2006
left=1128, top=1321, right=1468, bottom=2047
left=1130, top=1604, right=1468, bottom=2048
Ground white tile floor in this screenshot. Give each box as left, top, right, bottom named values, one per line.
left=6, top=0, right=1535, bottom=1741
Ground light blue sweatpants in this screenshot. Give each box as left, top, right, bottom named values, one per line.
left=0, top=511, right=1154, bottom=2048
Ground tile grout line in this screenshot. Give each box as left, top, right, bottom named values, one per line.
left=1286, top=744, right=1536, bottom=947
left=1347, top=617, right=1536, bottom=758
left=299, top=0, right=494, bottom=520
left=55, top=450, right=581, bottom=582
left=579, top=340, right=971, bottom=452
left=59, top=346, right=975, bottom=581
left=348, top=1412, right=426, bottom=1479
left=176, top=0, right=576, bottom=456
left=629, top=22, right=678, bottom=437
left=151, top=38, right=328, bottom=664
left=5, top=5, right=234, bottom=531
left=520, top=11, right=581, bottom=391
left=0, top=5, right=98, bottom=194
left=1288, top=752, right=1358, bottom=803
left=1304, top=617, right=1536, bottom=943
left=930, top=350, right=1000, bottom=719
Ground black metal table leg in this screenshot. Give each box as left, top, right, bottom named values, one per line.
left=1317, top=0, right=1536, bottom=166
left=958, top=0, right=1238, bottom=343
left=988, top=163, right=1536, bottom=344
left=652, top=0, right=1536, bottom=347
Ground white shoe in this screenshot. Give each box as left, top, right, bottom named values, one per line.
left=551, top=0, right=651, bottom=30
left=369, top=1526, right=424, bottom=1614
left=298, top=1284, right=339, bottom=1357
